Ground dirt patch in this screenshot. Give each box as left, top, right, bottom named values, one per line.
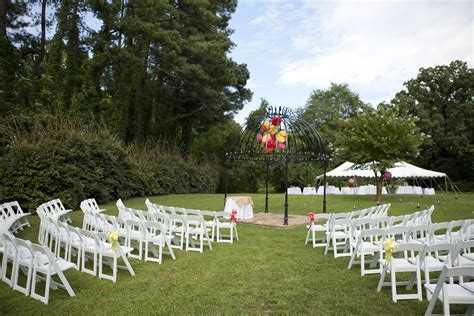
left=241, top=212, right=308, bottom=229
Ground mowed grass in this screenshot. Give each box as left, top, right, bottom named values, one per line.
left=0, top=193, right=472, bottom=315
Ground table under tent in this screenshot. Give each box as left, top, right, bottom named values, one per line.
left=311, top=161, right=460, bottom=196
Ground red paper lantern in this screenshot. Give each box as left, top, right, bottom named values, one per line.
left=347, top=178, right=356, bottom=187
left=383, top=172, right=392, bottom=180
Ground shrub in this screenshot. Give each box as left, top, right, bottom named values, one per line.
left=129, top=143, right=219, bottom=196
left=0, top=115, right=143, bottom=212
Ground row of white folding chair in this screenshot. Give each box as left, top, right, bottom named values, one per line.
left=306, top=205, right=391, bottom=249
left=145, top=199, right=238, bottom=244
left=377, top=239, right=474, bottom=307
left=80, top=198, right=105, bottom=214
left=37, top=199, right=72, bottom=223
left=406, top=205, right=435, bottom=226
left=347, top=220, right=473, bottom=274
left=38, top=217, right=135, bottom=282
left=0, top=201, right=30, bottom=235
left=95, top=214, right=177, bottom=261
left=1, top=233, right=75, bottom=304
left=80, top=199, right=107, bottom=230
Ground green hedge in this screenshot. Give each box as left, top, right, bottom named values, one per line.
left=0, top=116, right=219, bottom=212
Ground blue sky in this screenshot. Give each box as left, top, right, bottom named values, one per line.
left=228, top=0, right=473, bottom=124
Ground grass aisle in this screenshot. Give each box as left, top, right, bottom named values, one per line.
left=0, top=193, right=472, bottom=314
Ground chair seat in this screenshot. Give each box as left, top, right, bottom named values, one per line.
left=187, top=228, right=211, bottom=234
left=359, top=242, right=380, bottom=253
left=331, top=231, right=349, bottom=238
left=36, top=259, right=75, bottom=274
left=218, top=222, right=236, bottom=229
left=306, top=224, right=326, bottom=232
left=421, top=256, right=445, bottom=271
left=462, top=253, right=474, bottom=261
left=382, top=258, right=417, bottom=272
left=425, top=283, right=474, bottom=304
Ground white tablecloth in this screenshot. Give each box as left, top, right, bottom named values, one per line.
left=423, top=188, right=435, bottom=195
left=354, top=185, right=388, bottom=195
left=224, top=197, right=254, bottom=220
left=316, top=186, right=340, bottom=195
left=287, top=187, right=302, bottom=195
left=395, top=186, right=423, bottom=195
left=303, top=187, right=317, bottom=195
left=340, top=187, right=354, bottom=195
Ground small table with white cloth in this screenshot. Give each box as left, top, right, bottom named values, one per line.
left=316, top=186, right=340, bottom=195
left=224, top=196, right=254, bottom=220
left=423, top=188, right=435, bottom=195
left=354, top=185, right=388, bottom=195
left=340, top=187, right=354, bottom=195
left=395, top=186, right=423, bottom=195
left=287, top=187, right=302, bottom=195
left=303, top=187, right=317, bottom=195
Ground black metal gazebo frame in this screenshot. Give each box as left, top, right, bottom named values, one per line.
left=223, top=106, right=328, bottom=225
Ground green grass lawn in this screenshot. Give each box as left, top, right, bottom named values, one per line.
left=0, top=193, right=472, bottom=315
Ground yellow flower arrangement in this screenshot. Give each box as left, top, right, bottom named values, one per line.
left=107, top=231, right=119, bottom=252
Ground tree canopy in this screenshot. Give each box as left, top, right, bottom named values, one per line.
left=336, top=104, right=422, bottom=202
left=392, top=60, right=474, bottom=188
left=0, top=0, right=252, bottom=153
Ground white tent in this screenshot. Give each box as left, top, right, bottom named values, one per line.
left=317, top=161, right=447, bottom=179
left=316, top=161, right=459, bottom=194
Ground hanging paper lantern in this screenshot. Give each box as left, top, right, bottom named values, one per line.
left=347, top=178, right=356, bottom=187
left=261, top=120, right=270, bottom=132
left=278, top=143, right=286, bottom=149
left=383, top=172, right=392, bottom=180
left=256, top=134, right=263, bottom=141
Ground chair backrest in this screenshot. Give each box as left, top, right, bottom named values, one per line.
left=450, top=239, right=474, bottom=266
left=407, top=224, right=431, bottom=243
left=421, top=242, right=456, bottom=266
left=384, top=225, right=409, bottom=242
left=389, top=215, right=408, bottom=227
left=2, top=232, right=17, bottom=256
left=14, top=238, right=34, bottom=261
left=185, top=215, right=204, bottom=228
left=30, top=243, right=58, bottom=269
left=371, top=216, right=390, bottom=229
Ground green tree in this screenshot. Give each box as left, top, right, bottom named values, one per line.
left=300, top=83, right=367, bottom=164
left=392, top=60, right=474, bottom=188
left=336, top=104, right=422, bottom=202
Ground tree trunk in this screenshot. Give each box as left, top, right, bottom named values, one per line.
left=0, top=0, right=7, bottom=39
left=375, top=176, right=383, bottom=204
left=40, top=0, right=46, bottom=61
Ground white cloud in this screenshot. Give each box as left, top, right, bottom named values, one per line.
left=278, top=0, right=473, bottom=98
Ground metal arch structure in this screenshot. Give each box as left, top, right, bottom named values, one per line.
left=224, top=106, right=328, bottom=225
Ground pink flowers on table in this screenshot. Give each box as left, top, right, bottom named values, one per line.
left=257, top=116, right=287, bottom=152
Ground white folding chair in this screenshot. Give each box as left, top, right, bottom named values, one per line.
left=377, top=242, right=425, bottom=302
left=30, top=243, right=76, bottom=304
left=142, top=221, right=176, bottom=264
left=348, top=228, right=385, bottom=275
left=185, top=215, right=213, bottom=252
left=325, top=218, right=353, bottom=258
left=12, top=238, right=34, bottom=296
left=94, top=232, right=135, bottom=283
left=1, top=233, right=17, bottom=287
left=124, top=219, right=144, bottom=260
left=305, top=213, right=331, bottom=248
left=424, top=265, right=474, bottom=316
left=200, top=210, right=217, bottom=241
left=215, top=211, right=238, bottom=243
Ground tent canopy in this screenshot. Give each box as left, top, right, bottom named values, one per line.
left=317, top=161, right=447, bottom=179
